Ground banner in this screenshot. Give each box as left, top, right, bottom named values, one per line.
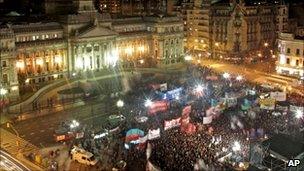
left=164, top=117, right=181, bottom=130
left=270, top=92, right=286, bottom=101
left=148, top=128, right=160, bottom=140
left=276, top=104, right=288, bottom=111
left=148, top=100, right=169, bottom=115
left=131, top=135, right=148, bottom=144
left=182, top=105, right=191, bottom=118
left=164, top=87, right=183, bottom=100
left=206, top=75, right=218, bottom=81
left=221, top=98, right=237, bottom=108
left=259, top=98, right=275, bottom=110
left=203, top=116, right=213, bottom=124
left=160, top=83, right=167, bottom=91
left=290, top=105, right=304, bottom=113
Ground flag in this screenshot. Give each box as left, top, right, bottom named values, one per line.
left=211, top=99, right=218, bottom=107
left=164, top=117, right=181, bottom=130
left=148, top=100, right=169, bottom=115
left=160, top=83, right=167, bottom=91
left=125, top=128, right=145, bottom=142
left=148, top=128, right=160, bottom=140
left=203, top=116, right=213, bottom=124
left=241, top=99, right=251, bottom=110
left=270, top=91, right=286, bottom=101
left=259, top=98, right=275, bottom=110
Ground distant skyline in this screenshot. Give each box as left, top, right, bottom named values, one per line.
left=0, top=0, right=303, bottom=15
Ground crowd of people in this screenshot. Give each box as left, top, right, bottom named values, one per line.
left=68, top=63, right=303, bottom=170
left=123, top=64, right=303, bottom=170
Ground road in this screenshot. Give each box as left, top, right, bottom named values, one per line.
left=11, top=99, right=116, bottom=147
left=200, top=60, right=304, bottom=95
left=0, top=150, right=31, bottom=171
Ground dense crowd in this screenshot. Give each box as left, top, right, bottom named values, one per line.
left=124, top=64, right=303, bottom=170
left=69, top=63, right=303, bottom=170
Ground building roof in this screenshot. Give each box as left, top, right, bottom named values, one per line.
left=262, top=133, right=304, bottom=159
left=76, top=25, right=117, bottom=39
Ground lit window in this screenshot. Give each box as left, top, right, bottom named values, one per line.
left=46, top=35, right=49, bottom=39
left=54, top=34, right=57, bottom=38
left=32, top=36, right=36, bottom=40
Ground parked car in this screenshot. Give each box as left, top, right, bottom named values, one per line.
left=71, top=146, right=98, bottom=166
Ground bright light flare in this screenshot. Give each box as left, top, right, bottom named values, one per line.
left=184, top=55, right=192, bottom=61
left=0, top=88, right=8, bottom=95
left=232, top=141, right=241, bottom=152
left=236, top=75, right=243, bottom=81
left=295, top=110, right=303, bottom=119
left=223, top=73, right=230, bottom=79
left=70, top=120, right=79, bottom=129
left=117, top=99, right=124, bottom=108
left=195, top=85, right=204, bottom=92
left=145, top=99, right=153, bottom=107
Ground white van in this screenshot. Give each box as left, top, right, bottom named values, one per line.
left=71, top=146, right=98, bottom=166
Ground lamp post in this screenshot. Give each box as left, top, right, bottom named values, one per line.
left=117, top=99, right=124, bottom=114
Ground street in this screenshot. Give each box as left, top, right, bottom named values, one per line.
left=200, top=59, right=304, bottom=95
left=12, top=99, right=115, bottom=147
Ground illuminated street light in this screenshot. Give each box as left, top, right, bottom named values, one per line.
left=117, top=99, right=124, bottom=108
left=236, top=75, right=243, bottom=81
left=195, top=85, right=204, bottom=93
left=223, top=73, right=230, bottom=79
left=232, top=141, right=241, bottom=152
left=272, top=55, right=276, bottom=58
left=184, top=55, right=192, bottom=61
left=215, top=42, right=219, bottom=47
left=145, top=99, right=153, bottom=107
left=295, top=110, right=303, bottom=119
left=70, top=120, right=79, bottom=129
left=258, top=53, right=262, bottom=57
left=264, top=42, right=269, bottom=47
left=139, top=59, right=144, bottom=64
left=0, top=88, right=8, bottom=95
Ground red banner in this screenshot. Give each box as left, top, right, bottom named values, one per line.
left=148, top=100, right=169, bottom=115
left=164, top=117, right=181, bottom=130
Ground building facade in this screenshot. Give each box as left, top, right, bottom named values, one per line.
left=276, top=33, right=304, bottom=78
left=182, top=0, right=288, bottom=59
left=0, top=0, right=184, bottom=102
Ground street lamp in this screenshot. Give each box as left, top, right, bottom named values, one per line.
left=117, top=99, right=124, bottom=108
left=195, top=85, right=204, bottom=93
left=223, top=73, right=230, bottom=79
left=295, top=110, right=303, bottom=119
left=0, top=88, right=7, bottom=95
left=264, top=42, right=268, bottom=47
left=70, top=120, right=79, bottom=129
left=236, top=75, right=243, bottom=81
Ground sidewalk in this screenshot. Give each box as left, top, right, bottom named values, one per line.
left=15, top=100, right=86, bottom=122
left=0, top=128, right=45, bottom=170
